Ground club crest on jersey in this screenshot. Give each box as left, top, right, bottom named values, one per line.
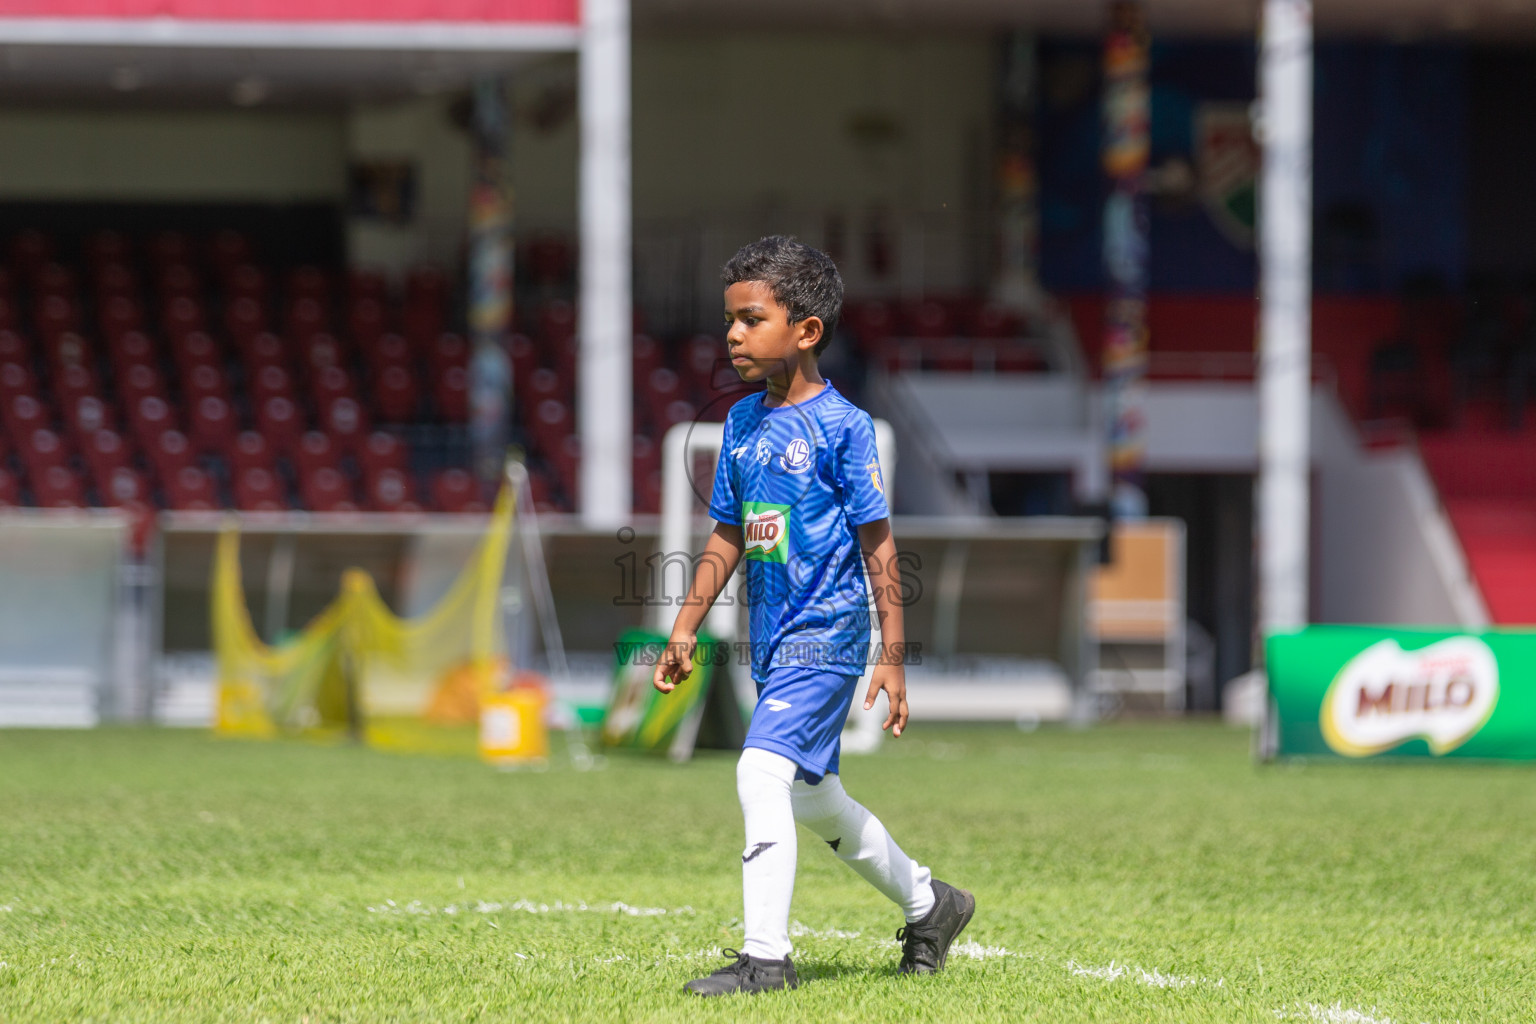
left=754, top=438, right=774, bottom=466
left=867, top=460, right=884, bottom=494
left=742, top=501, right=791, bottom=563
left=781, top=437, right=813, bottom=474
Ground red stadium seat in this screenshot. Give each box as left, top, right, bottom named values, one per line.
left=364, top=468, right=420, bottom=513
left=531, top=398, right=572, bottom=455
left=682, top=333, right=723, bottom=396
left=84, top=230, right=131, bottom=268
left=313, top=364, right=356, bottom=405
left=172, top=332, right=220, bottom=380
left=434, top=365, right=469, bottom=421
left=365, top=332, right=412, bottom=373
left=509, top=333, right=538, bottom=385
left=228, top=430, right=275, bottom=477
left=224, top=296, right=266, bottom=343
left=99, top=294, right=143, bottom=341
left=0, top=466, right=18, bottom=506
left=84, top=429, right=131, bottom=480
left=149, top=430, right=195, bottom=486
left=551, top=433, right=579, bottom=497
left=97, top=465, right=149, bottom=507
left=255, top=396, right=303, bottom=454
left=971, top=303, right=1021, bottom=339
left=632, top=433, right=660, bottom=485
left=208, top=230, right=251, bottom=272
left=184, top=363, right=228, bottom=404
left=109, top=330, right=156, bottom=376
left=64, top=394, right=112, bottom=440
left=0, top=294, right=16, bottom=333
left=251, top=364, right=295, bottom=405
left=9, top=229, right=53, bottom=276
left=660, top=399, right=698, bottom=433
left=131, top=396, right=176, bottom=450
left=642, top=367, right=681, bottom=433
left=0, top=330, right=27, bottom=364
left=847, top=301, right=896, bottom=353
left=241, top=332, right=289, bottom=374
left=4, top=393, right=49, bottom=440
left=21, top=427, right=69, bottom=476
left=0, top=360, right=35, bottom=400
left=93, top=262, right=137, bottom=301
left=429, top=332, right=469, bottom=374
left=286, top=296, right=329, bottom=340
left=430, top=468, right=486, bottom=513
left=348, top=297, right=388, bottom=347
left=190, top=395, right=236, bottom=453
left=537, top=300, right=576, bottom=345
left=288, top=266, right=330, bottom=303
left=234, top=466, right=286, bottom=511
left=293, top=430, right=336, bottom=479
left=47, top=332, right=93, bottom=378
left=360, top=431, right=408, bottom=476
left=157, top=263, right=201, bottom=301
left=162, top=295, right=205, bottom=340
left=120, top=364, right=167, bottom=407
left=322, top=396, right=369, bottom=452
left=226, top=263, right=268, bottom=302
left=632, top=333, right=661, bottom=386
left=167, top=465, right=217, bottom=511
left=34, top=294, right=80, bottom=339
left=34, top=464, right=84, bottom=508
left=518, top=366, right=564, bottom=410
left=300, top=466, right=356, bottom=513
left=55, top=364, right=99, bottom=409
left=302, top=333, right=343, bottom=374
left=347, top=269, right=388, bottom=306
left=634, top=467, right=662, bottom=515
left=374, top=365, right=418, bottom=422
left=33, top=262, right=77, bottom=300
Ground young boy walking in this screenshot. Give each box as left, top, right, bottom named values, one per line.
left=652, top=236, right=974, bottom=996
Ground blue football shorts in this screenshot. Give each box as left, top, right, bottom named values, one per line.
left=742, top=665, right=861, bottom=785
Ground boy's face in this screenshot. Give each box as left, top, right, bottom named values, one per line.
left=723, top=281, right=821, bottom=383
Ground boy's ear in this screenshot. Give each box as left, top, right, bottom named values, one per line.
left=795, top=316, right=824, bottom=352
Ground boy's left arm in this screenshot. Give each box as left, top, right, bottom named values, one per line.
left=857, top=517, right=909, bottom=738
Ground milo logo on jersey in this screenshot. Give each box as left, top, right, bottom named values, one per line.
left=742, top=501, right=792, bottom=563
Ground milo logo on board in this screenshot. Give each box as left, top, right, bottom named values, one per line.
left=742, top=501, right=791, bottom=563
left=1320, top=637, right=1499, bottom=757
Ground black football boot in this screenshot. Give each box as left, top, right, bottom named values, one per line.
left=684, top=948, right=799, bottom=996
left=896, top=879, right=976, bottom=974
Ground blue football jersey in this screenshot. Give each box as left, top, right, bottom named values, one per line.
left=708, top=383, right=889, bottom=682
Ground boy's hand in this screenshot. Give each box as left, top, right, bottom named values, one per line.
left=653, top=631, right=697, bottom=693
left=864, top=664, right=909, bottom=737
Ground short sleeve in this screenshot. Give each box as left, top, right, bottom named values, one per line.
left=708, top=416, right=740, bottom=524
left=836, top=411, right=889, bottom=525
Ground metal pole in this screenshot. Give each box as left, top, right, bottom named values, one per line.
left=579, top=0, right=633, bottom=528
left=1101, top=0, right=1151, bottom=520
left=1257, top=0, right=1313, bottom=634
left=469, top=76, right=514, bottom=497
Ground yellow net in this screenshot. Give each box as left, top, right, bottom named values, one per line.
left=212, top=482, right=516, bottom=753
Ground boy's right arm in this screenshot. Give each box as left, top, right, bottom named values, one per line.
left=652, top=521, right=744, bottom=692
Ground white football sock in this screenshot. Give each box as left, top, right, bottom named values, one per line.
left=736, top=746, right=799, bottom=961
left=792, top=774, right=935, bottom=923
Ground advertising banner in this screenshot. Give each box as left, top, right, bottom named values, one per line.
left=601, top=629, right=726, bottom=761
left=1267, top=626, right=1536, bottom=760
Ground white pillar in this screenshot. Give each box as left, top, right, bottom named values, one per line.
left=1257, top=0, right=1313, bottom=633
left=579, top=0, right=633, bottom=528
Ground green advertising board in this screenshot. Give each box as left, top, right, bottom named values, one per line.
left=1266, top=626, right=1536, bottom=760
left=600, top=628, right=726, bottom=761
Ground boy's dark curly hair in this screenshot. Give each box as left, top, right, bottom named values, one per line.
left=722, top=235, right=843, bottom=356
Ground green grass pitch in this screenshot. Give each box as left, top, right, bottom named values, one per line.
left=1, top=722, right=1532, bottom=1022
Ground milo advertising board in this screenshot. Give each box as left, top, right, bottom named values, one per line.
left=1266, top=626, right=1536, bottom=760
